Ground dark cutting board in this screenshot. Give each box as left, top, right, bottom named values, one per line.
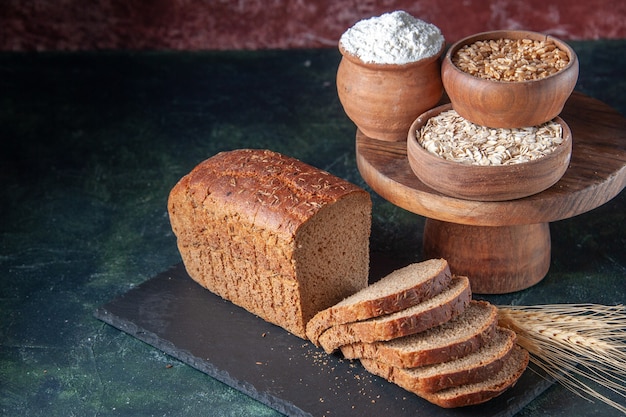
left=94, top=263, right=554, bottom=417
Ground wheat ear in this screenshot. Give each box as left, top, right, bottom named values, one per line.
left=497, top=304, right=626, bottom=414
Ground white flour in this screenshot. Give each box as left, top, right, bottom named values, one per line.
left=340, top=11, right=445, bottom=65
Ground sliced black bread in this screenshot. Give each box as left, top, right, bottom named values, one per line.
left=359, top=327, right=517, bottom=393
left=306, top=259, right=452, bottom=345
left=419, top=345, right=529, bottom=408
left=340, top=300, right=498, bottom=367
left=318, top=275, right=471, bottom=353
left=362, top=343, right=529, bottom=408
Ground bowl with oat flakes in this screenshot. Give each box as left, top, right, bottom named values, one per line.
left=441, top=30, right=578, bottom=128
left=406, top=103, right=573, bottom=201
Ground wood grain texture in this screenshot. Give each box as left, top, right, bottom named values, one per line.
left=356, top=92, right=626, bottom=227
left=357, top=92, right=625, bottom=293
left=423, top=220, right=551, bottom=293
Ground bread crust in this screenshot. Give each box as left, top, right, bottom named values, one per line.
left=341, top=300, right=498, bottom=367
left=318, top=276, right=471, bottom=353
left=362, top=344, right=529, bottom=408
left=170, top=149, right=368, bottom=237
left=419, top=346, right=529, bottom=408
left=306, top=259, right=452, bottom=345
left=359, top=327, right=517, bottom=393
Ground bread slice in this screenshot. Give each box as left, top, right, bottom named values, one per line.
left=419, top=345, right=529, bottom=408
left=318, top=275, right=471, bottom=353
left=359, top=327, right=517, bottom=393
left=362, top=343, right=529, bottom=408
left=168, top=149, right=371, bottom=339
left=306, top=259, right=452, bottom=345
left=341, top=300, right=498, bottom=367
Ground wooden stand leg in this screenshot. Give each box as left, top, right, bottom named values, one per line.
left=423, top=219, right=551, bottom=294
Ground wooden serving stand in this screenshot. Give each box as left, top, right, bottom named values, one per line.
left=356, top=92, right=626, bottom=294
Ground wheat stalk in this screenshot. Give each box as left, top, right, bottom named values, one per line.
left=497, top=304, right=626, bottom=414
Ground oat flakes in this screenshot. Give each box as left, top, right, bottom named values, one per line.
left=418, top=110, right=563, bottom=166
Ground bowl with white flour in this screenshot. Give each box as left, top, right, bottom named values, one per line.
left=337, top=11, right=445, bottom=142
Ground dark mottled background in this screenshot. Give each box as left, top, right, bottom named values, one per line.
left=1, top=0, right=625, bottom=51
left=1, top=1, right=625, bottom=416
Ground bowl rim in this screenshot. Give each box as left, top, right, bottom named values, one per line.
left=407, top=103, right=573, bottom=172
left=338, top=41, right=445, bottom=69
left=443, top=29, right=579, bottom=85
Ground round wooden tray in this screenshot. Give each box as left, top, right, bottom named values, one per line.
left=356, top=92, right=626, bottom=293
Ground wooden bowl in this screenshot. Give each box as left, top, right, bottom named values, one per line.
left=441, top=30, right=579, bottom=128
left=337, top=43, right=444, bottom=142
left=407, top=104, right=573, bottom=201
